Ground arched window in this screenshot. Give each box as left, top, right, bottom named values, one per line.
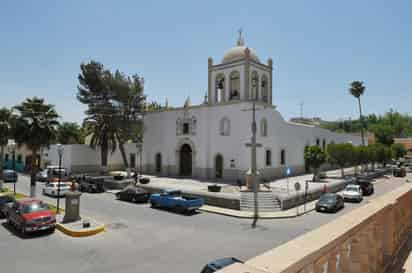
left=265, top=150, right=272, bottom=166
left=215, top=74, right=225, bottom=103
left=280, top=149, right=286, bottom=165
left=260, top=118, right=268, bottom=137
left=261, top=75, right=269, bottom=103
left=191, top=116, right=197, bottom=135
left=316, top=138, right=320, bottom=146
left=219, top=117, right=231, bottom=136
left=251, top=71, right=259, bottom=100
left=229, top=71, right=240, bottom=100
left=176, top=118, right=182, bottom=135
left=322, top=139, right=326, bottom=150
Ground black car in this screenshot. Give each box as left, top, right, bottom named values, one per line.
left=316, top=193, right=344, bottom=213
left=352, top=180, right=374, bottom=196
left=0, top=194, right=15, bottom=218
left=79, top=178, right=105, bottom=193
left=116, top=187, right=150, bottom=203
left=2, top=170, right=17, bottom=183
left=200, top=257, right=243, bottom=273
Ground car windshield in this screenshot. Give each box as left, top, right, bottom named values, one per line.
left=22, top=202, right=49, bottom=214
left=346, top=186, right=358, bottom=192
left=319, top=194, right=336, bottom=203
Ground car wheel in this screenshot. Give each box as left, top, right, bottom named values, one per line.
left=20, top=225, right=26, bottom=235
left=131, top=197, right=137, bottom=203
left=150, top=201, right=157, bottom=208
left=176, top=205, right=186, bottom=214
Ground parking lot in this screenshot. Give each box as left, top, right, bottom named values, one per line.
left=0, top=173, right=409, bottom=273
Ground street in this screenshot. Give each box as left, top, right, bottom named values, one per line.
left=0, top=174, right=408, bottom=273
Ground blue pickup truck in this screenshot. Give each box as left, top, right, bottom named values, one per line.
left=149, top=190, right=204, bottom=213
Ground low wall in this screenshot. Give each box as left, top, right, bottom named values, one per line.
left=218, top=182, right=412, bottom=273
left=137, top=184, right=240, bottom=210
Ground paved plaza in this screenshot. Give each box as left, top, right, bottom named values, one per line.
left=0, top=172, right=409, bottom=273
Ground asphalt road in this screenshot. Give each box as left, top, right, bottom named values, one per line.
left=0, top=174, right=408, bottom=273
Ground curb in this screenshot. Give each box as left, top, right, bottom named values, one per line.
left=198, top=206, right=315, bottom=219
left=56, top=223, right=105, bottom=237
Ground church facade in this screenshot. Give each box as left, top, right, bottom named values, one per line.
left=142, top=36, right=362, bottom=182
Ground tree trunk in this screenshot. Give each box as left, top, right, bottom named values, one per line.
left=0, top=146, right=4, bottom=189
left=341, top=167, right=345, bottom=178
left=117, top=136, right=130, bottom=178
left=30, top=147, right=38, bottom=197
left=101, top=141, right=108, bottom=174
left=358, top=97, right=365, bottom=146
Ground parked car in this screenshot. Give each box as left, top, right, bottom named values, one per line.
left=315, top=193, right=344, bottom=213
left=37, top=166, right=68, bottom=182
left=7, top=198, right=56, bottom=235
left=200, top=257, right=243, bottom=273
left=351, top=180, right=374, bottom=196
left=42, top=182, right=71, bottom=197
left=0, top=193, right=15, bottom=218
left=116, top=186, right=150, bottom=203
left=2, top=170, right=18, bottom=183
left=79, top=178, right=105, bottom=193
left=342, top=184, right=363, bottom=202
left=150, top=190, right=204, bottom=213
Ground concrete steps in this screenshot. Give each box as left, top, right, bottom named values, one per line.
left=240, top=191, right=281, bottom=212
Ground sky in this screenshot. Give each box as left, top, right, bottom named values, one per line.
left=1, top=0, right=411, bottom=124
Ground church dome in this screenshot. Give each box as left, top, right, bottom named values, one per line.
left=222, top=46, right=260, bottom=64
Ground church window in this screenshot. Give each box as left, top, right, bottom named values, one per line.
left=176, top=118, right=182, bottom=135
left=280, top=149, right=286, bottom=165
left=316, top=138, right=320, bottom=146
left=261, top=75, right=269, bottom=103
left=229, top=71, right=240, bottom=100
left=265, top=150, right=272, bottom=166
left=191, top=116, right=197, bottom=135
left=220, top=117, right=231, bottom=136
left=260, top=118, right=268, bottom=137
left=251, top=71, right=259, bottom=100
left=183, top=122, right=190, bottom=135
left=215, top=74, right=225, bottom=103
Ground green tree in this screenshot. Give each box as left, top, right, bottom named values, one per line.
left=57, top=122, right=84, bottom=144
left=391, top=143, right=407, bottom=160
left=327, top=143, right=353, bottom=177
left=14, top=97, right=59, bottom=197
left=367, top=144, right=379, bottom=170
left=349, top=81, right=366, bottom=145
left=357, top=146, right=369, bottom=173
left=109, top=71, right=145, bottom=175
left=77, top=61, right=117, bottom=172
left=304, top=145, right=327, bottom=181
left=0, top=108, right=13, bottom=183
left=372, top=124, right=394, bottom=145
left=376, top=144, right=392, bottom=167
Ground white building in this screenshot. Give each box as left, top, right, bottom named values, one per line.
left=142, top=35, right=362, bottom=182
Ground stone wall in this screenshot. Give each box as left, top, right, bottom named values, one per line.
left=218, top=183, right=412, bottom=273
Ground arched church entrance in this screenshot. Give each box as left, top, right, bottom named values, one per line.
left=215, top=154, right=223, bottom=178
left=179, top=144, right=192, bottom=176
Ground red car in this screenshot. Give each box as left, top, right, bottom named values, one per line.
left=7, top=198, right=56, bottom=235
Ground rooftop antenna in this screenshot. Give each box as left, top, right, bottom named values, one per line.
left=237, top=28, right=245, bottom=46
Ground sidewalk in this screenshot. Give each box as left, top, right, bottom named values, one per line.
left=199, top=199, right=317, bottom=219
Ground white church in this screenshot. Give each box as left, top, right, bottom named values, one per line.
left=142, top=34, right=362, bottom=182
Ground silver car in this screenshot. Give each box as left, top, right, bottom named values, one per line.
left=342, top=184, right=363, bottom=202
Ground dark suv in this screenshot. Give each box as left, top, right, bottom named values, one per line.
left=351, top=180, right=374, bottom=196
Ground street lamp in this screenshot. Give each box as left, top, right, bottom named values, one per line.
left=56, top=144, right=64, bottom=214
left=8, top=140, right=16, bottom=195
left=136, top=142, right=143, bottom=181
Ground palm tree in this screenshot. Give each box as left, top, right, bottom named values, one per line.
left=14, top=97, right=59, bottom=197
left=83, top=115, right=117, bottom=173
left=0, top=108, right=13, bottom=186
left=349, top=81, right=366, bottom=145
